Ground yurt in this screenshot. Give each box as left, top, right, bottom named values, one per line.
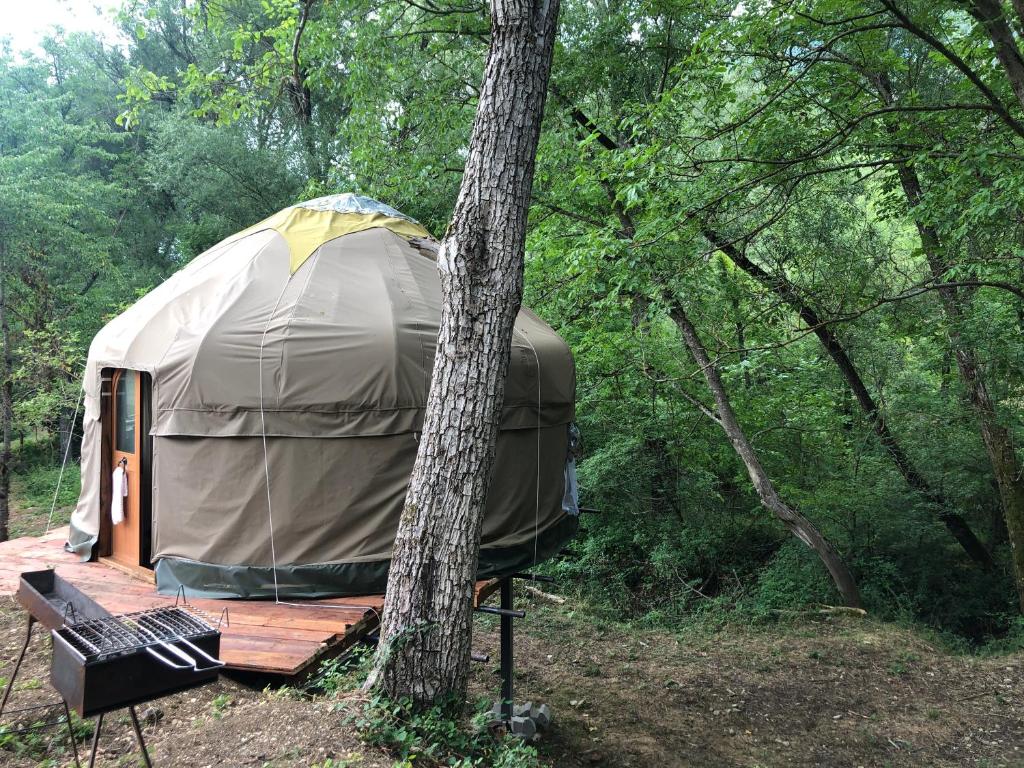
left=67, top=194, right=578, bottom=598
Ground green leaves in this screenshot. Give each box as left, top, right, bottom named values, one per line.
left=0, top=0, right=1019, bottom=635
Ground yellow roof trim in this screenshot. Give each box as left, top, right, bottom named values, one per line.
left=229, top=207, right=432, bottom=274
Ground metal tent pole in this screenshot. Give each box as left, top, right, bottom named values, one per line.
left=475, top=577, right=527, bottom=724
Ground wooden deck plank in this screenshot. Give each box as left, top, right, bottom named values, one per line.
left=218, top=634, right=327, bottom=672
left=0, top=528, right=499, bottom=678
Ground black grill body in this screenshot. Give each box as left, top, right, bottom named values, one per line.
left=16, top=569, right=112, bottom=630
left=16, top=570, right=222, bottom=718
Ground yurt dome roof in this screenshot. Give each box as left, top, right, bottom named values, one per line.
left=82, top=194, right=575, bottom=438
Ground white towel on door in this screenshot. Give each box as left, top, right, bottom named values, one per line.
left=111, top=465, right=128, bottom=525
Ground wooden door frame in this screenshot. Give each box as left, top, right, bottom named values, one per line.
left=139, top=377, right=153, bottom=567
left=96, top=368, right=153, bottom=572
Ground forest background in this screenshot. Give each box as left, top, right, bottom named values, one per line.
left=2, top=0, right=1024, bottom=649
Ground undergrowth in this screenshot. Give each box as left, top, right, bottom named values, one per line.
left=304, top=645, right=542, bottom=768
left=549, top=502, right=1023, bottom=651
left=7, top=435, right=80, bottom=538
left=0, top=707, right=92, bottom=765
left=344, top=694, right=540, bottom=768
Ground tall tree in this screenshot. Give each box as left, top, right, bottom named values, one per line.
left=534, top=90, right=865, bottom=604
left=0, top=239, right=10, bottom=543
left=710, top=230, right=995, bottom=569
left=365, top=0, right=561, bottom=707
left=652, top=0, right=1024, bottom=604
left=670, top=300, right=862, bottom=607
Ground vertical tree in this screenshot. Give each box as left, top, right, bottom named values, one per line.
left=365, top=0, right=561, bottom=707
left=0, top=239, right=10, bottom=543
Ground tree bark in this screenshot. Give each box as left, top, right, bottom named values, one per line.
left=1011, top=0, right=1024, bottom=36
left=0, top=241, right=11, bottom=543
left=670, top=302, right=862, bottom=608
left=365, top=0, right=560, bottom=708
left=897, top=163, right=1024, bottom=608
left=967, top=0, right=1024, bottom=110
left=708, top=230, right=994, bottom=569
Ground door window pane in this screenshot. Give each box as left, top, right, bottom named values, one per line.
left=115, top=373, right=135, bottom=453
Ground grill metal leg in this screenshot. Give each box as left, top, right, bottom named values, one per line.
left=1, top=616, right=81, bottom=767
left=499, top=577, right=514, bottom=722
left=128, top=706, right=153, bottom=768
left=62, top=699, right=82, bottom=768
left=0, top=615, right=34, bottom=717
left=85, top=709, right=153, bottom=768
left=87, top=712, right=103, bottom=768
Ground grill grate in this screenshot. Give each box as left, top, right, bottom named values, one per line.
left=57, top=607, right=217, bottom=663
left=132, top=608, right=213, bottom=642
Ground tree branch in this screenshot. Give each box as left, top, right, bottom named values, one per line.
left=878, top=0, right=1024, bottom=140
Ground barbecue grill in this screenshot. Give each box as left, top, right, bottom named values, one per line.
left=53, top=605, right=223, bottom=717
left=1, top=569, right=225, bottom=767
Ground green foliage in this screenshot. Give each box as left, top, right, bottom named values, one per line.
left=7, top=437, right=82, bottom=538
left=0, top=707, right=91, bottom=763
left=306, top=644, right=375, bottom=697
left=210, top=693, right=233, bottom=719
left=344, top=694, right=541, bottom=768
left=2, top=0, right=1023, bottom=660
left=12, top=462, right=81, bottom=513
left=749, top=542, right=837, bottom=615
left=977, top=616, right=1024, bottom=656
left=305, top=646, right=540, bottom=767
left=141, top=111, right=303, bottom=257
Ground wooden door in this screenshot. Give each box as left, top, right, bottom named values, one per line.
left=110, top=369, right=143, bottom=567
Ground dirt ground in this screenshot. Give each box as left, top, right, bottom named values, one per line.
left=1, top=592, right=1023, bottom=768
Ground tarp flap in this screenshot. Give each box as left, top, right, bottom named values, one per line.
left=152, top=401, right=576, bottom=437
left=154, top=514, right=578, bottom=599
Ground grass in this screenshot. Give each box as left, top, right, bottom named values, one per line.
left=0, top=706, right=92, bottom=764
left=211, top=694, right=233, bottom=719
left=6, top=434, right=80, bottom=538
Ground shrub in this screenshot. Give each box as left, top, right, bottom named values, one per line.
left=343, top=694, right=541, bottom=768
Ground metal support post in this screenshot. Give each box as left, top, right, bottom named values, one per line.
left=499, top=576, right=514, bottom=722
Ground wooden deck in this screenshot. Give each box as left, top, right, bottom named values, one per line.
left=0, top=528, right=498, bottom=677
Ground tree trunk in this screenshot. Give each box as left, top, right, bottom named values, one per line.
left=968, top=0, right=1024, bottom=110
left=895, top=160, right=1024, bottom=610
left=0, top=241, right=11, bottom=543
left=1011, top=0, right=1024, bottom=36
left=708, top=231, right=994, bottom=569
left=670, top=302, right=862, bottom=608
left=364, top=0, right=560, bottom=708
left=288, top=0, right=323, bottom=183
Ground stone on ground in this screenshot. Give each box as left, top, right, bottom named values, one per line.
left=510, top=715, right=537, bottom=739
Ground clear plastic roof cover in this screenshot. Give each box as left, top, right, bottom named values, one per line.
left=295, top=193, right=419, bottom=224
